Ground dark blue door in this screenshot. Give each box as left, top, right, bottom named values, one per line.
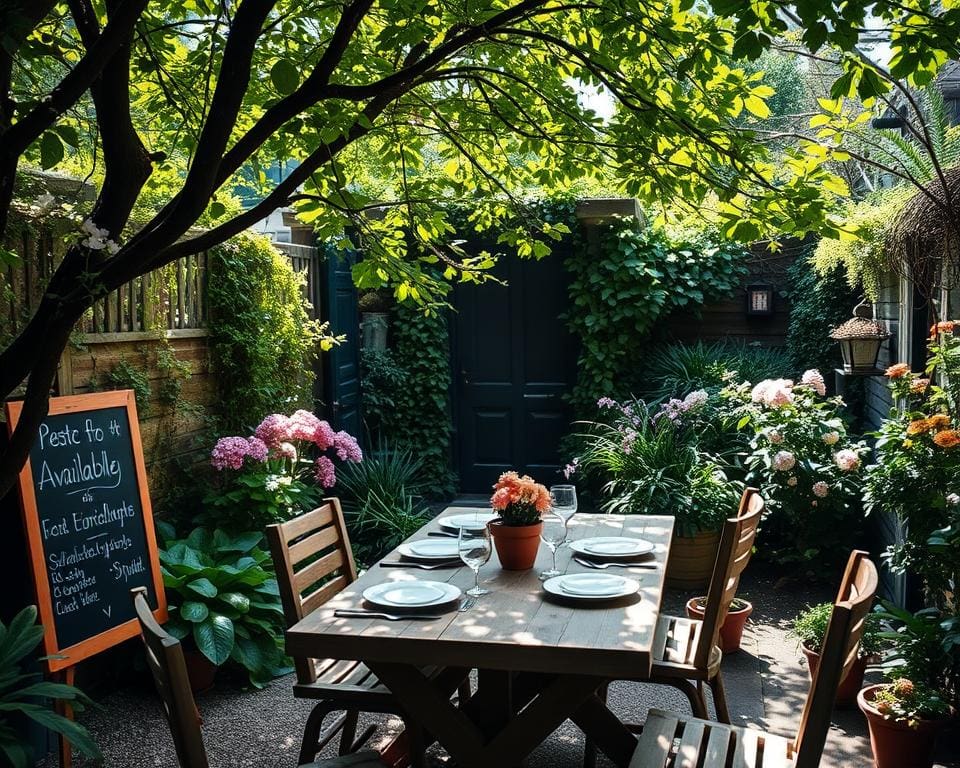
left=454, top=251, right=577, bottom=492
left=320, top=246, right=361, bottom=437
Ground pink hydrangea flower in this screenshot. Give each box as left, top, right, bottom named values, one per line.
left=822, top=431, right=840, bottom=445
left=245, top=437, right=269, bottom=462
left=314, top=455, right=337, bottom=488
left=276, top=442, right=297, bottom=459
left=787, top=475, right=798, bottom=487
left=812, top=481, right=830, bottom=498
left=834, top=449, right=860, bottom=471
left=767, top=429, right=784, bottom=444
left=288, top=409, right=322, bottom=441
left=254, top=414, right=289, bottom=448
left=801, top=369, right=827, bottom=396
left=333, top=430, right=363, bottom=462
left=211, top=436, right=252, bottom=470
left=751, top=379, right=795, bottom=408
left=772, top=450, right=796, bottom=472
left=313, top=420, right=336, bottom=450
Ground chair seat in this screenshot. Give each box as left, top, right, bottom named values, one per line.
left=650, top=614, right=721, bottom=677
left=306, top=750, right=384, bottom=767
left=631, top=709, right=793, bottom=768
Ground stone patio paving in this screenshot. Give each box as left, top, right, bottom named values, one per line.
left=47, top=565, right=959, bottom=767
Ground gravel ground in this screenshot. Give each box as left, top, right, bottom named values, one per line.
left=41, top=565, right=960, bottom=768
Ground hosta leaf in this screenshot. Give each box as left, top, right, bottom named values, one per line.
left=193, top=615, right=234, bottom=666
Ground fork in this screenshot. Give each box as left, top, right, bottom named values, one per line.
left=334, top=610, right=445, bottom=621
left=380, top=560, right=461, bottom=570
left=574, top=556, right=659, bottom=570
left=458, top=596, right=478, bottom=612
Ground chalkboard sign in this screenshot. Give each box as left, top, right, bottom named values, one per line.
left=5, top=391, right=166, bottom=672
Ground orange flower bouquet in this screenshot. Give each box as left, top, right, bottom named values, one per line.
left=489, top=471, right=550, bottom=570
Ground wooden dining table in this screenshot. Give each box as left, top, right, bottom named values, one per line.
left=285, top=509, right=675, bottom=768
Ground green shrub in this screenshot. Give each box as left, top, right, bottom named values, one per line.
left=790, top=601, right=884, bottom=657
left=0, top=607, right=100, bottom=767
left=574, top=397, right=743, bottom=536
left=565, top=222, right=747, bottom=413
left=641, top=341, right=791, bottom=402
left=158, top=524, right=291, bottom=688
left=208, top=233, right=319, bottom=431
left=337, top=444, right=431, bottom=566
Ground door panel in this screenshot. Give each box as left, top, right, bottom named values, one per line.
left=321, top=246, right=361, bottom=437
left=455, top=250, right=576, bottom=492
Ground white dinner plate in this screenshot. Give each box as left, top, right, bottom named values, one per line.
left=569, top=537, right=655, bottom=559
left=542, top=573, right=640, bottom=601
left=397, top=539, right=461, bottom=561
left=437, top=512, right=497, bottom=531
left=363, top=580, right=462, bottom=610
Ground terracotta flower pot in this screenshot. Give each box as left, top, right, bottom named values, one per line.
left=685, top=597, right=753, bottom=653
left=801, top=643, right=869, bottom=707
left=858, top=684, right=949, bottom=768
left=665, top=530, right=720, bottom=590
left=490, top=520, right=543, bottom=570
left=183, top=649, right=217, bottom=694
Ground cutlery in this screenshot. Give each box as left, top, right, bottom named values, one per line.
left=334, top=610, right=445, bottom=621
left=380, top=560, right=462, bottom=570
left=428, top=531, right=458, bottom=538
left=458, top=596, right=478, bottom=612
left=574, top=557, right=659, bottom=570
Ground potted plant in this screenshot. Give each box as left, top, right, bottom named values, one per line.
left=489, top=471, right=550, bottom=570
left=158, top=524, right=292, bottom=692
left=358, top=289, right=393, bottom=351
left=790, top=601, right=883, bottom=705
left=686, top=596, right=753, bottom=653
left=573, top=395, right=741, bottom=589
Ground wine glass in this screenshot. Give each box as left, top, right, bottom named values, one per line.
left=550, top=484, right=578, bottom=523
left=458, top=525, right=492, bottom=597
left=539, top=512, right=567, bottom=580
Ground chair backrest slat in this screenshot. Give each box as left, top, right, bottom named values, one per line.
left=792, top=550, right=878, bottom=768
left=266, top=498, right=357, bottom=685
left=693, top=488, right=764, bottom=669
left=131, top=587, right=210, bottom=768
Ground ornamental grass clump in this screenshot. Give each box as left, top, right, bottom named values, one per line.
left=202, top=409, right=362, bottom=531
left=724, top=368, right=869, bottom=564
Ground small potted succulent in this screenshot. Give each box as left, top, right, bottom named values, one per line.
left=791, top=602, right=884, bottom=706
left=686, top=596, right=753, bottom=653
left=489, top=471, right=550, bottom=570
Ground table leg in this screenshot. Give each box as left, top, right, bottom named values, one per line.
left=570, top=692, right=639, bottom=768
left=367, top=662, right=607, bottom=768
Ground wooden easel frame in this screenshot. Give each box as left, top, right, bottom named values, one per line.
left=5, top=390, right=168, bottom=765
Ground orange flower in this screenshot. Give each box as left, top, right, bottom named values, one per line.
left=930, top=320, right=956, bottom=338
left=491, top=471, right=550, bottom=511
left=907, top=419, right=931, bottom=435
left=934, top=430, right=960, bottom=449
left=928, top=414, right=951, bottom=430
left=885, top=363, right=911, bottom=379
left=911, top=378, right=930, bottom=395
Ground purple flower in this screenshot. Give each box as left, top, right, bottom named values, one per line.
left=563, top=458, right=579, bottom=479
left=254, top=414, right=289, bottom=448
left=313, top=420, right=336, bottom=450
left=333, top=430, right=363, bottom=462
left=314, top=455, right=337, bottom=488
left=597, top=397, right=617, bottom=409
left=245, top=437, right=269, bottom=462
left=211, top=436, right=252, bottom=471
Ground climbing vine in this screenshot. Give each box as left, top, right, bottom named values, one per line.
left=361, top=300, right=456, bottom=498
left=207, top=233, right=326, bottom=432
left=565, top=221, right=748, bottom=412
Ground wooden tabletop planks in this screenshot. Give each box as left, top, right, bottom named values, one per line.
left=286, top=511, right=675, bottom=679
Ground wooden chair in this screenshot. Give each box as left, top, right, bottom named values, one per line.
left=131, top=586, right=383, bottom=768
left=649, top=487, right=765, bottom=723
left=584, top=488, right=764, bottom=768
left=267, top=499, right=467, bottom=766
left=629, top=550, right=879, bottom=768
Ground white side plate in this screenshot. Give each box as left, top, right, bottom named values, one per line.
left=398, top=539, right=461, bottom=560
left=542, top=573, right=640, bottom=601
left=569, top=537, right=655, bottom=559
left=437, top=512, right=497, bottom=531
left=363, top=580, right=462, bottom=609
